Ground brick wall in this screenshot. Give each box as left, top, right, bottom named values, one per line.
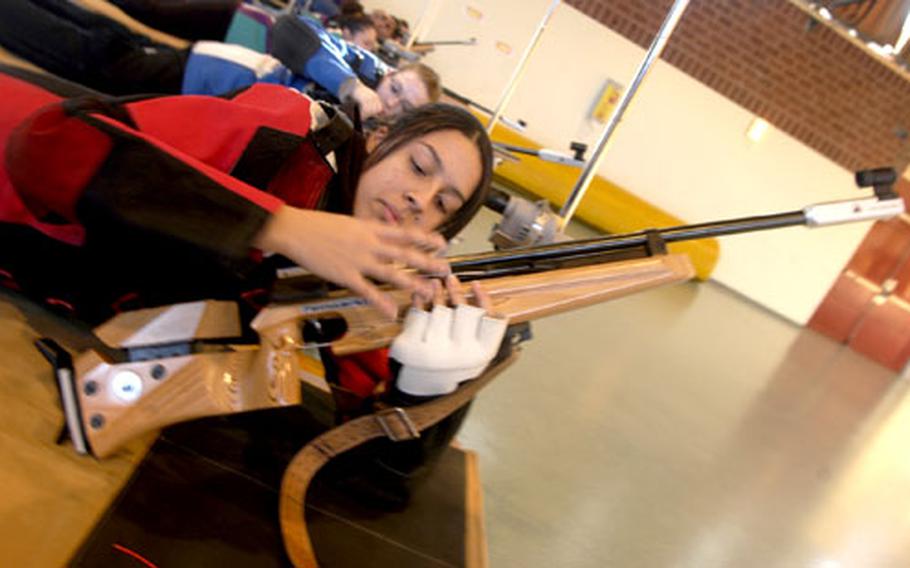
left=565, top=0, right=910, bottom=173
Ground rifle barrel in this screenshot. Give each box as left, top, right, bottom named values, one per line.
left=415, top=39, right=476, bottom=46
left=492, top=143, right=539, bottom=157
left=450, top=210, right=807, bottom=278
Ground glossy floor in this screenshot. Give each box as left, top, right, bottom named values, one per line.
left=452, top=204, right=907, bottom=568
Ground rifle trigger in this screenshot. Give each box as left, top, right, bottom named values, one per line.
left=508, top=322, right=533, bottom=345
left=495, top=322, right=532, bottom=362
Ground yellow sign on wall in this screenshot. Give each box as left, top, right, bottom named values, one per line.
left=592, top=79, right=624, bottom=124
left=465, top=5, right=484, bottom=21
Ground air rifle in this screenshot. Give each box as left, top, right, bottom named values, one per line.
left=35, top=168, right=903, bottom=458
left=493, top=141, right=589, bottom=169
left=441, top=87, right=528, bottom=132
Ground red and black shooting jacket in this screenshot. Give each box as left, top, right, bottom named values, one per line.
left=0, top=69, right=388, bottom=403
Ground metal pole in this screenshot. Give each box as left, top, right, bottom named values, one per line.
left=487, top=0, right=561, bottom=133
left=406, top=0, right=439, bottom=50
left=557, top=0, right=691, bottom=227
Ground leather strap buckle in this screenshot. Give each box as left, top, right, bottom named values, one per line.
left=375, top=407, right=421, bottom=442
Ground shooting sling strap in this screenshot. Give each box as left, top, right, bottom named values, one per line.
left=279, top=352, right=518, bottom=568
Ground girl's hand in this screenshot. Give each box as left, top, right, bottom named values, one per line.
left=341, top=79, right=384, bottom=119
left=390, top=275, right=508, bottom=396
left=254, top=206, right=449, bottom=318
left=428, top=273, right=494, bottom=312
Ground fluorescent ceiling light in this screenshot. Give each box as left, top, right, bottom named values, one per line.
left=897, top=10, right=910, bottom=52
left=746, top=117, right=770, bottom=143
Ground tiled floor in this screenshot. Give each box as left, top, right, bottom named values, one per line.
left=453, top=200, right=908, bottom=568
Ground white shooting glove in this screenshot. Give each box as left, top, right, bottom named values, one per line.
left=390, top=304, right=508, bottom=396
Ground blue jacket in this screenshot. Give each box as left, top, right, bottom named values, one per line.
left=184, top=19, right=389, bottom=98
left=182, top=41, right=311, bottom=96
left=297, top=16, right=389, bottom=94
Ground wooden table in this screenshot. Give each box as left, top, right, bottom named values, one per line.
left=0, top=291, right=155, bottom=566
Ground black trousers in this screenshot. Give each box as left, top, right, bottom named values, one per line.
left=109, top=0, right=241, bottom=41
left=0, top=0, right=188, bottom=96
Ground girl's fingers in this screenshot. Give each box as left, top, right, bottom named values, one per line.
left=364, top=262, right=432, bottom=299
left=346, top=274, right=398, bottom=319
left=412, top=280, right=435, bottom=308
left=471, top=281, right=493, bottom=312
left=432, top=279, right=445, bottom=306
left=376, top=244, right=450, bottom=276
left=377, top=225, right=448, bottom=254
left=446, top=274, right=466, bottom=305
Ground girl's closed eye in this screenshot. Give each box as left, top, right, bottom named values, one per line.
left=410, top=157, right=426, bottom=176
left=435, top=195, right=449, bottom=214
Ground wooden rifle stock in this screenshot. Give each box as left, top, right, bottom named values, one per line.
left=253, top=253, right=694, bottom=354
left=63, top=253, right=694, bottom=457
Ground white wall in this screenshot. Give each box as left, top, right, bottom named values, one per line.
left=369, top=0, right=895, bottom=324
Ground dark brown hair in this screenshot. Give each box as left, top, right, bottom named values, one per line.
left=336, top=14, right=374, bottom=35
left=339, top=1, right=365, bottom=16
left=392, top=17, right=410, bottom=41
left=362, top=103, right=493, bottom=239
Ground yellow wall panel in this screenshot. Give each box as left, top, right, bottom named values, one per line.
left=485, top=120, right=719, bottom=280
